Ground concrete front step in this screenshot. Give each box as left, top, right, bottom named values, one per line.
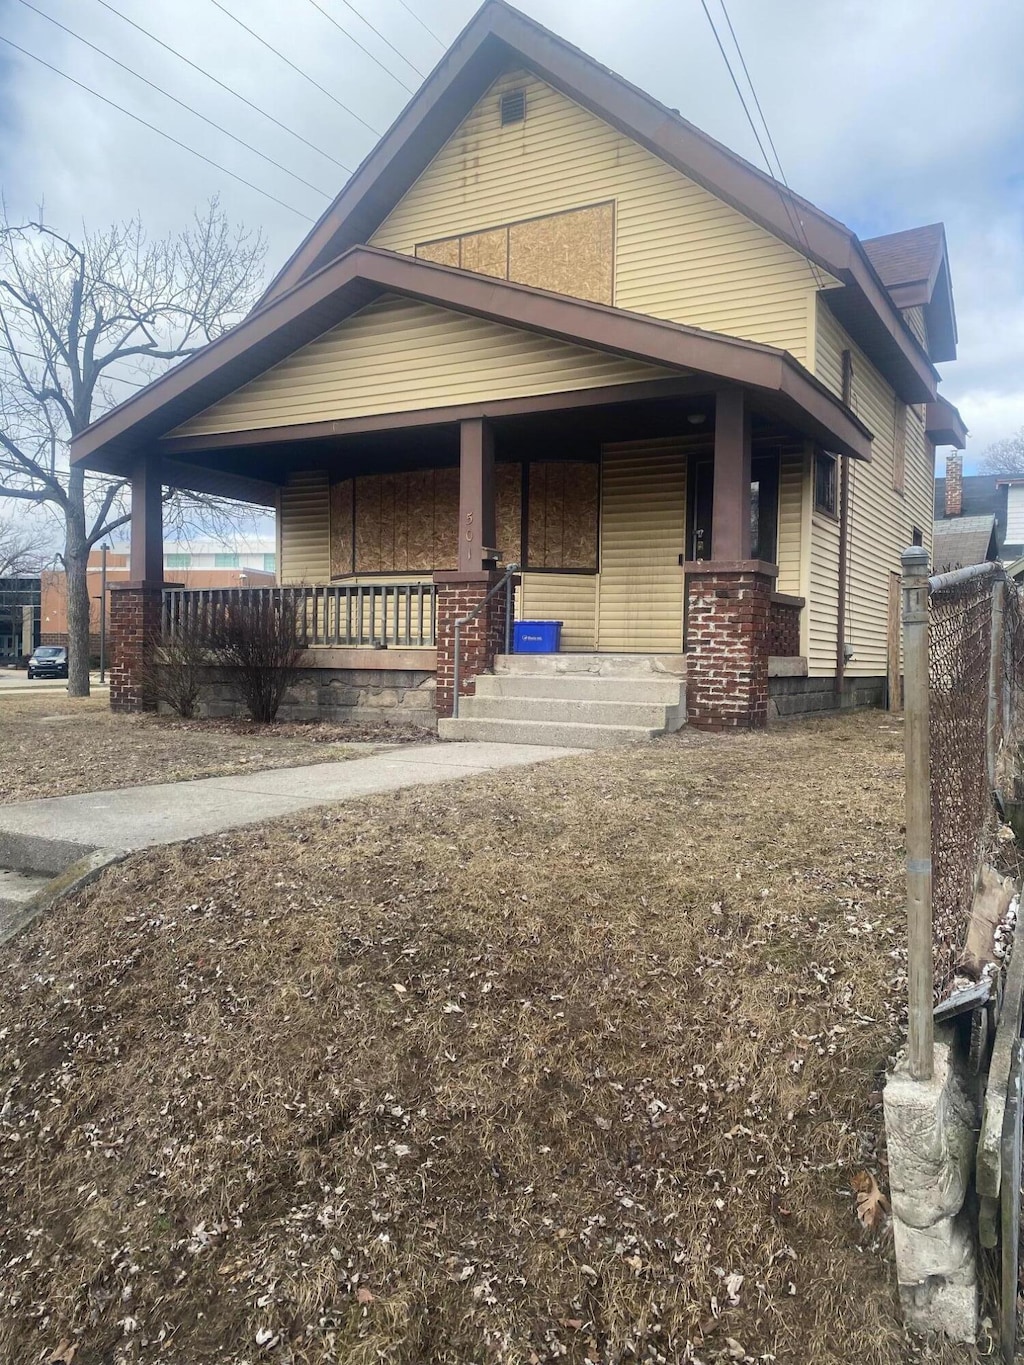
left=494, top=652, right=686, bottom=678
left=475, top=671, right=685, bottom=705
left=438, top=716, right=662, bottom=749
left=460, top=694, right=684, bottom=728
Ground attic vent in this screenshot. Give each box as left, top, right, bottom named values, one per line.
left=500, top=89, right=526, bottom=125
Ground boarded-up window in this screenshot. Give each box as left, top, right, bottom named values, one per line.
left=330, top=478, right=354, bottom=577
left=415, top=202, right=614, bottom=305
left=526, top=461, right=599, bottom=570
left=893, top=401, right=907, bottom=495
left=508, top=203, right=614, bottom=304
left=340, top=468, right=459, bottom=575
left=496, top=462, right=523, bottom=564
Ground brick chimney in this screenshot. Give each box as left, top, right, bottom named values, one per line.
left=944, top=449, right=963, bottom=517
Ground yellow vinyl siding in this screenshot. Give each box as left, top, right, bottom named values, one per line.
left=372, top=70, right=829, bottom=362
left=516, top=572, right=597, bottom=651
left=776, top=451, right=805, bottom=597
left=280, top=470, right=330, bottom=583
left=812, top=299, right=934, bottom=677
left=171, top=295, right=673, bottom=437
left=903, top=305, right=927, bottom=348
left=809, top=509, right=840, bottom=676
left=597, top=438, right=686, bottom=651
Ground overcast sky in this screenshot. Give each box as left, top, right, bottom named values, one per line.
left=2, top=0, right=1022, bottom=475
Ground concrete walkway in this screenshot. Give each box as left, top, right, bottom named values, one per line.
left=0, top=742, right=578, bottom=861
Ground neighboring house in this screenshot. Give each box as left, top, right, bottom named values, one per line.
left=934, top=454, right=1024, bottom=566
left=40, top=545, right=275, bottom=653
left=0, top=577, right=41, bottom=664
left=69, top=0, right=965, bottom=734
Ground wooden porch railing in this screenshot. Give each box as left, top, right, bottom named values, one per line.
left=161, top=583, right=437, bottom=649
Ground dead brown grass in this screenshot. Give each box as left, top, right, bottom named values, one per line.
left=0, top=712, right=975, bottom=1364
left=0, top=693, right=433, bottom=803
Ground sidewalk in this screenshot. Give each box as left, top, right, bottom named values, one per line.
left=0, top=742, right=578, bottom=859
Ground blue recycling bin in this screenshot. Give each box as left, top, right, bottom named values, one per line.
left=514, top=620, right=562, bottom=653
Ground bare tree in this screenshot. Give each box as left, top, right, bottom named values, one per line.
left=978, top=427, right=1024, bottom=477
left=0, top=200, right=266, bottom=696
left=0, top=512, right=45, bottom=577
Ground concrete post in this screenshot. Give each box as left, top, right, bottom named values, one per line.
left=901, top=545, right=934, bottom=1082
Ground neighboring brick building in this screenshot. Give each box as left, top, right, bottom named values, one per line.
left=41, top=545, right=276, bottom=656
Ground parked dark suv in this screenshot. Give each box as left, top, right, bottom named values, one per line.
left=27, top=646, right=68, bottom=680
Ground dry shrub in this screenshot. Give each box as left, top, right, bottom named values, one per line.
left=212, top=592, right=304, bottom=723
left=0, top=713, right=971, bottom=1364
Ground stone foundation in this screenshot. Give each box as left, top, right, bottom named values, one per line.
left=434, top=570, right=513, bottom=719
left=769, top=675, right=886, bottom=719
left=161, top=664, right=437, bottom=728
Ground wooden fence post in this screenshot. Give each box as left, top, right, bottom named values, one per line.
left=902, top=546, right=934, bottom=1082
left=988, top=575, right=1005, bottom=790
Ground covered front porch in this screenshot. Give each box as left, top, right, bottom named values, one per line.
left=69, top=244, right=870, bottom=731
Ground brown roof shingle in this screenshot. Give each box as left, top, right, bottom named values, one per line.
left=862, top=224, right=946, bottom=291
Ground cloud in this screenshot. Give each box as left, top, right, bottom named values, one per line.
left=1, top=0, right=1021, bottom=466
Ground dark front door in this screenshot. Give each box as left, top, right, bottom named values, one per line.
left=689, top=456, right=714, bottom=561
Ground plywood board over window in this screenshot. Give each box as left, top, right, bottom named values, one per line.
left=495, top=462, right=523, bottom=564
left=329, top=478, right=354, bottom=577
left=509, top=203, right=614, bottom=304
left=527, top=461, right=599, bottom=569
left=415, top=201, right=614, bottom=305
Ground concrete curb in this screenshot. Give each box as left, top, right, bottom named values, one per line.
left=0, top=848, right=127, bottom=948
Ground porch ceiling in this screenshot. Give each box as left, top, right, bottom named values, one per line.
left=70, top=245, right=873, bottom=482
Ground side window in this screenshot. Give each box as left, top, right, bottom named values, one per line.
left=814, top=450, right=838, bottom=518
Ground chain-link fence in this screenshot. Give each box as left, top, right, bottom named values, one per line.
left=927, top=563, right=1002, bottom=994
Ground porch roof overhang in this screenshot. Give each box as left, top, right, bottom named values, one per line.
left=70, top=245, right=873, bottom=482
left=925, top=395, right=968, bottom=449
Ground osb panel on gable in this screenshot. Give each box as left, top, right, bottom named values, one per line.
left=496, top=462, right=522, bottom=564
left=416, top=237, right=460, bottom=267
left=329, top=478, right=354, bottom=577
left=461, top=227, right=508, bottom=279
left=509, top=203, right=614, bottom=305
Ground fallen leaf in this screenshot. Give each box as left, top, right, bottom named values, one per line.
left=726, top=1339, right=746, bottom=1360
left=47, top=1344, right=76, bottom=1365
left=851, top=1170, right=890, bottom=1230
left=356, top=1287, right=374, bottom=1305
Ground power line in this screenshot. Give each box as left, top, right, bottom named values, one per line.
left=16, top=0, right=332, bottom=201
left=697, top=0, right=827, bottom=290
left=394, top=0, right=445, bottom=50
left=2, top=343, right=157, bottom=390
left=0, top=33, right=316, bottom=221
left=93, top=0, right=353, bottom=174
left=306, top=0, right=416, bottom=94
left=334, top=0, right=426, bottom=78
left=208, top=0, right=382, bottom=137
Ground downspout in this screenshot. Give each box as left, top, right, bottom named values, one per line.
left=835, top=455, right=850, bottom=695
left=835, top=348, right=854, bottom=696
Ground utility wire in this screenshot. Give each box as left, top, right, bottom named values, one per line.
left=394, top=0, right=445, bottom=50
left=697, top=0, right=827, bottom=290
left=208, top=0, right=381, bottom=137
left=93, top=0, right=352, bottom=174
left=334, top=0, right=426, bottom=78
left=0, top=34, right=316, bottom=221
left=16, top=0, right=332, bottom=200
left=2, top=343, right=150, bottom=387
left=713, top=0, right=827, bottom=287
left=306, top=0, right=415, bottom=94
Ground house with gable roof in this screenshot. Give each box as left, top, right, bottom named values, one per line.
left=70, top=0, right=966, bottom=737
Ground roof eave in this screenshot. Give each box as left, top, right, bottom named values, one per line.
left=71, top=246, right=872, bottom=473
